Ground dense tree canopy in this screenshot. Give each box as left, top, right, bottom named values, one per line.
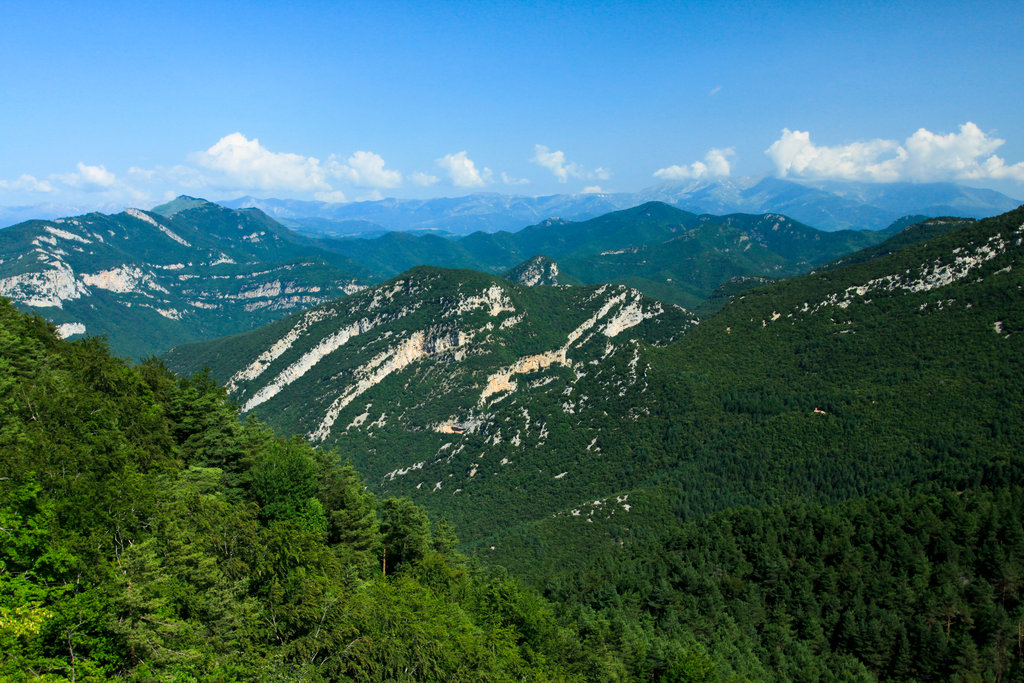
left=0, top=300, right=595, bottom=681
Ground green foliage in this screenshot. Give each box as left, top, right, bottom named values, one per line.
left=250, top=438, right=321, bottom=526
left=533, top=487, right=1024, bottom=681
left=0, top=298, right=594, bottom=680
left=380, top=497, right=432, bottom=574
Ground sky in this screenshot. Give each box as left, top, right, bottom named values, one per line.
left=2, top=0, right=1023, bottom=211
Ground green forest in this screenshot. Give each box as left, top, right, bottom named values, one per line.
left=0, top=300, right=606, bottom=681
left=5, top=297, right=1023, bottom=680
left=3, top=207, right=1024, bottom=681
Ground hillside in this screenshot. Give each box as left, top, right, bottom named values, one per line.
left=0, top=198, right=364, bottom=357
left=491, top=204, right=1024, bottom=562
left=219, top=178, right=1023, bottom=235
left=0, top=297, right=630, bottom=681
left=316, top=202, right=891, bottom=309
left=164, top=267, right=697, bottom=540
left=168, top=206, right=1024, bottom=561
left=502, top=255, right=577, bottom=286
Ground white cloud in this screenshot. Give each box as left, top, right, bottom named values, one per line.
left=0, top=174, right=54, bottom=193
left=57, top=162, right=118, bottom=190
left=436, top=151, right=492, bottom=188
left=501, top=171, right=530, bottom=186
left=709, top=85, right=722, bottom=97
left=581, top=185, right=604, bottom=194
left=654, top=148, right=734, bottom=180
left=531, top=145, right=610, bottom=184
left=410, top=171, right=440, bottom=187
left=765, top=123, right=1024, bottom=182
left=532, top=145, right=582, bottom=183
left=329, top=150, right=402, bottom=188
left=127, top=167, right=156, bottom=181
left=190, top=132, right=330, bottom=191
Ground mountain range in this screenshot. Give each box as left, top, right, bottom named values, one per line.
left=2, top=196, right=927, bottom=356
left=0, top=198, right=362, bottom=358
left=164, top=207, right=1024, bottom=555
left=3, top=187, right=1023, bottom=678
left=261, top=202, right=906, bottom=310
left=222, top=177, right=1022, bottom=235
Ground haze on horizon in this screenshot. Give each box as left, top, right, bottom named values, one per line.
left=2, top=0, right=1023, bottom=212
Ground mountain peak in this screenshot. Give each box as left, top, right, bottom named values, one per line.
left=503, top=255, right=567, bottom=287
left=151, top=195, right=214, bottom=217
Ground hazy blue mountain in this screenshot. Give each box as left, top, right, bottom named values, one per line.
left=222, top=192, right=629, bottom=235
left=0, top=201, right=127, bottom=229
left=220, top=179, right=1021, bottom=235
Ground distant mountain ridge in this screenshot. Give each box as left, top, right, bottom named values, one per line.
left=1, top=193, right=1006, bottom=356
left=313, top=202, right=897, bottom=308
left=0, top=198, right=363, bottom=357
left=221, top=178, right=1022, bottom=235
left=163, top=207, right=1024, bottom=553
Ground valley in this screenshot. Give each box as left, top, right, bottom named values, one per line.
left=2, top=194, right=1023, bottom=680
left=4, top=4, right=1023, bottom=679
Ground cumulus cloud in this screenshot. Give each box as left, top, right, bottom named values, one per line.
left=532, top=145, right=582, bottom=183
left=531, top=145, right=610, bottom=184
left=410, top=171, right=440, bottom=187
left=765, top=122, right=1024, bottom=182
left=581, top=185, right=604, bottom=194
left=0, top=174, right=54, bottom=193
left=329, top=150, right=402, bottom=188
left=654, top=148, right=734, bottom=180
left=436, top=151, right=492, bottom=188
left=190, top=132, right=330, bottom=191
left=57, top=162, right=118, bottom=190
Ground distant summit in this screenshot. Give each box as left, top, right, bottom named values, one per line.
left=151, top=195, right=212, bottom=217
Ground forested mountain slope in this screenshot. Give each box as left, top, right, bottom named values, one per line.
left=317, top=202, right=892, bottom=309
left=164, top=268, right=696, bottom=540
left=0, top=298, right=633, bottom=681
left=491, top=204, right=1024, bottom=563
left=459, top=205, right=1024, bottom=679
left=0, top=199, right=363, bottom=357
left=167, top=207, right=1024, bottom=555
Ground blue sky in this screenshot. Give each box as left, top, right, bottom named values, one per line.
left=2, top=0, right=1023, bottom=209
